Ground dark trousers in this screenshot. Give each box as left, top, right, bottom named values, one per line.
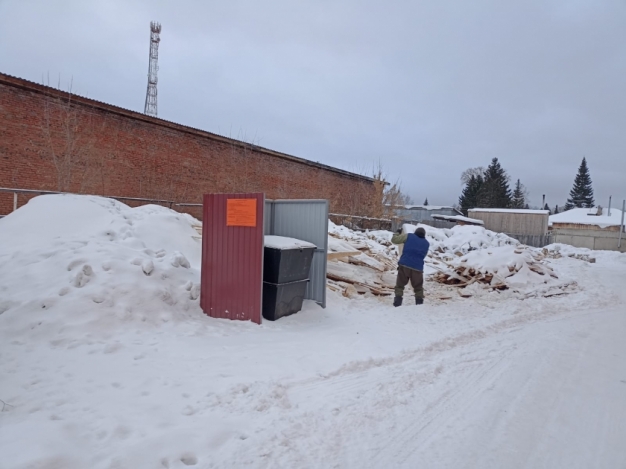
left=395, top=265, right=424, bottom=299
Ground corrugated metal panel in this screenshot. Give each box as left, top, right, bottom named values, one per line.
left=264, top=200, right=273, bottom=234
left=468, top=210, right=549, bottom=236
left=265, top=199, right=329, bottom=308
left=200, top=193, right=264, bottom=324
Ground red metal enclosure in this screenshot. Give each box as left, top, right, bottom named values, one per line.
left=200, top=193, right=264, bottom=324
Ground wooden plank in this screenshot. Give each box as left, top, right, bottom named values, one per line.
left=327, top=251, right=361, bottom=260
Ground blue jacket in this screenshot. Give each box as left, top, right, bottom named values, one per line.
left=395, top=233, right=429, bottom=271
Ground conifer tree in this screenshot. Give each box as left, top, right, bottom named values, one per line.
left=458, top=173, right=484, bottom=216
left=423, top=198, right=429, bottom=206
left=554, top=204, right=559, bottom=214
left=479, top=158, right=512, bottom=208
left=565, top=157, right=594, bottom=210
left=511, top=179, right=527, bottom=209
left=543, top=203, right=551, bottom=213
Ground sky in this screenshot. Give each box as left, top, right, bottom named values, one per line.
left=1, top=0, right=625, bottom=209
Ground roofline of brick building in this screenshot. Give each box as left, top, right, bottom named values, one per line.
left=0, top=71, right=375, bottom=183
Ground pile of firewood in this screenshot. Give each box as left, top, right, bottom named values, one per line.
left=429, top=246, right=558, bottom=290
left=326, top=233, right=397, bottom=298
left=541, top=248, right=596, bottom=263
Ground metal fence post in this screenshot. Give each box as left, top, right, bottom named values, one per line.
left=619, top=200, right=625, bottom=249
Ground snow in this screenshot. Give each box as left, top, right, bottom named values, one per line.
left=432, top=214, right=484, bottom=225
left=2, top=195, right=626, bottom=468
left=328, top=221, right=394, bottom=257
left=264, top=235, right=316, bottom=250
left=327, top=237, right=361, bottom=254
left=550, top=207, right=625, bottom=229
left=401, top=204, right=457, bottom=211
left=399, top=223, right=564, bottom=291
left=470, top=208, right=550, bottom=215
left=402, top=222, right=518, bottom=254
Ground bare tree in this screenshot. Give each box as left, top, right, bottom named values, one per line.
left=371, top=161, right=411, bottom=219
left=39, top=81, right=101, bottom=192
left=460, top=166, right=485, bottom=184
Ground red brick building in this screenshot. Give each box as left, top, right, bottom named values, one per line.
left=0, top=72, right=377, bottom=218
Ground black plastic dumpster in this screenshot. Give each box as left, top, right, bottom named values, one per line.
left=263, top=244, right=316, bottom=284
left=262, top=279, right=309, bottom=321
left=262, top=236, right=316, bottom=321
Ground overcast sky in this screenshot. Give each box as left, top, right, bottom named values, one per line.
left=1, top=0, right=625, bottom=208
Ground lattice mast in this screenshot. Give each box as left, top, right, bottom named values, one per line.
left=144, top=21, right=161, bottom=117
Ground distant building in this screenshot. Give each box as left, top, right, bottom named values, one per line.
left=548, top=207, right=625, bottom=252
left=468, top=208, right=550, bottom=236
left=431, top=214, right=484, bottom=226
left=394, top=205, right=463, bottom=223
left=549, top=207, right=624, bottom=232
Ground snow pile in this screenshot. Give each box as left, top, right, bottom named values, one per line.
left=437, top=245, right=559, bottom=289
left=264, top=235, right=316, bottom=250
left=0, top=194, right=204, bottom=338
left=327, top=221, right=398, bottom=297
left=328, top=221, right=394, bottom=256
left=327, top=222, right=570, bottom=297
left=399, top=223, right=566, bottom=292
left=402, top=223, right=519, bottom=254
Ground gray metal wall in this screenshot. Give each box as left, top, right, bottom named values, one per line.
left=552, top=228, right=626, bottom=252
left=396, top=207, right=459, bottom=223
left=264, top=199, right=329, bottom=307
left=505, top=233, right=554, bottom=248
left=468, top=210, right=549, bottom=236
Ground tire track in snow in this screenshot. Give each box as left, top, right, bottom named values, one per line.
left=215, top=286, right=621, bottom=466
left=225, top=305, right=572, bottom=466
left=367, top=347, right=516, bottom=468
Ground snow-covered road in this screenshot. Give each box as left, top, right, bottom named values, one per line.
left=2, top=258, right=625, bottom=468
left=215, top=291, right=626, bottom=468
left=285, top=305, right=626, bottom=469
left=1, top=196, right=625, bottom=468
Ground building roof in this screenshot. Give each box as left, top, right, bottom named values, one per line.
left=0, top=71, right=374, bottom=183
left=469, top=208, right=550, bottom=215
left=401, top=205, right=458, bottom=211
left=549, top=207, right=624, bottom=229
left=432, top=214, right=484, bottom=225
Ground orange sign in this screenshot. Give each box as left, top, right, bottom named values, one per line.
left=226, top=199, right=257, bottom=227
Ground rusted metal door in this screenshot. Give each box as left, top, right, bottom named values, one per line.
left=200, top=193, right=264, bottom=324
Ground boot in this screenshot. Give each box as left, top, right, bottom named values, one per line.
left=393, top=296, right=403, bottom=307
left=416, top=297, right=424, bottom=305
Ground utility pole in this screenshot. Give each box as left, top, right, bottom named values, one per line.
left=619, top=200, right=625, bottom=249
left=144, top=21, right=161, bottom=117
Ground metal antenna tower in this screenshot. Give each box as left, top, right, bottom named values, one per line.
left=144, top=21, right=161, bottom=117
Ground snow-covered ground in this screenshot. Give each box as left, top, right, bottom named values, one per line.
left=1, top=195, right=625, bottom=469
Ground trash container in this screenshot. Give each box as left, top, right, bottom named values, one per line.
left=262, top=236, right=316, bottom=321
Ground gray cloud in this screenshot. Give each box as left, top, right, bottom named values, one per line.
left=1, top=0, right=625, bottom=208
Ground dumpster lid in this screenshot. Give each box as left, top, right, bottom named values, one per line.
left=264, top=235, right=316, bottom=250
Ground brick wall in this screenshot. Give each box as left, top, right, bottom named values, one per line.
left=0, top=73, right=377, bottom=219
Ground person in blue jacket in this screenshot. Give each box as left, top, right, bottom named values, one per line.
left=391, top=226, right=430, bottom=306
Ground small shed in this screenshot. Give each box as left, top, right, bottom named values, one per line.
left=548, top=207, right=625, bottom=252
left=549, top=207, right=624, bottom=232
left=468, top=208, right=549, bottom=235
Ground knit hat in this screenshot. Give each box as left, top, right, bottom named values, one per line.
left=415, top=227, right=426, bottom=238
